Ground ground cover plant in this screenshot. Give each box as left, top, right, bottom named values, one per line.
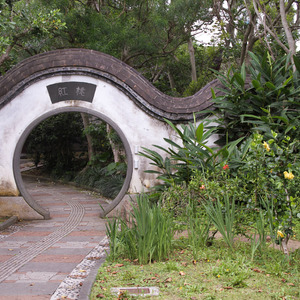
left=90, top=238, right=299, bottom=299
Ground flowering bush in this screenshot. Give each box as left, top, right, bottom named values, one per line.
left=140, top=116, right=299, bottom=252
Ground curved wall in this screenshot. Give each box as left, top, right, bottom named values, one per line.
left=0, top=49, right=219, bottom=219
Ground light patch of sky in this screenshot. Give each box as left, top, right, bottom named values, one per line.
left=195, top=25, right=220, bottom=45
left=195, top=23, right=300, bottom=51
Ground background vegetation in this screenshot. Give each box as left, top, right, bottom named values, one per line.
left=1, top=1, right=299, bottom=298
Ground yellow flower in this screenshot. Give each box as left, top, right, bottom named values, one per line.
left=217, top=274, right=221, bottom=278
left=263, top=141, right=270, bottom=152
left=284, top=171, right=294, bottom=180
left=277, top=230, right=284, bottom=238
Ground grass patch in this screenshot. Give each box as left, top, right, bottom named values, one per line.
left=90, top=239, right=299, bottom=299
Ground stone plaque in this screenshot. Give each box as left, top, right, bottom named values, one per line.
left=47, top=82, right=97, bottom=103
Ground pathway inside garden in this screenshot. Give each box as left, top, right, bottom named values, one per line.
left=0, top=176, right=109, bottom=300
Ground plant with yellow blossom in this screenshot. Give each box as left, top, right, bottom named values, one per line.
left=284, top=171, right=294, bottom=180
left=263, top=141, right=270, bottom=152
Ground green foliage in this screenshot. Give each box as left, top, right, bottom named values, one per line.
left=91, top=239, right=300, bottom=299
left=105, top=218, right=122, bottom=262
left=187, top=205, right=210, bottom=260
left=25, top=112, right=125, bottom=198
left=204, top=195, right=236, bottom=251
left=74, top=163, right=126, bottom=199
left=139, top=118, right=242, bottom=189
left=106, top=194, right=174, bottom=264
left=0, top=0, right=66, bottom=72
left=25, top=112, right=86, bottom=176
left=211, top=51, right=300, bottom=144
left=140, top=114, right=298, bottom=254
left=82, top=121, right=113, bottom=163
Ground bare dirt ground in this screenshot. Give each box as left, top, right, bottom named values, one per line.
left=175, top=231, right=300, bottom=252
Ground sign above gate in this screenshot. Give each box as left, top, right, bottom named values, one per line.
left=47, top=82, right=97, bottom=103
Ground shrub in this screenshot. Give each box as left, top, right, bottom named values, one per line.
left=211, top=52, right=300, bottom=144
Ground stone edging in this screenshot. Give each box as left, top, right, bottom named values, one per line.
left=78, top=256, right=108, bottom=300
left=0, top=216, right=18, bottom=231
left=51, top=236, right=109, bottom=300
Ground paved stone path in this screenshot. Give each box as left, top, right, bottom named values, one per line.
left=0, top=176, right=109, bottom=300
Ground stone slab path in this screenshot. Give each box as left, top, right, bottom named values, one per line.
left=0, top=176, right=109, bottom=300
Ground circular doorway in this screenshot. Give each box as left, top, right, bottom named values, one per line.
left=13, top=107, right=133, bottom=219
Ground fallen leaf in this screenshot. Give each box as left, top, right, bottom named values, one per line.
left=114, top=264, right=124, bottom=268
left=192, top=260, right=197, bottom=265
left=79, top=269, right=87, bottom=273
left=165, top=277, right=172, bottom=282
left=219, top=288, right=224, bottom=291
left=8, top=249, right=13, bottom=251
left=96, top=294, right=105, bottom=298
left=258, top=289, right=263, bottom=293
left=179, top=271, right=185, bottom=276
left=180, top=250, right=185, bottom=254
left=266, top=274, right=270, bottom=277
left=112, top=271, right=118, bottom=274
left=97, top=280, right=106, bottom=283
left=252, top=268, right=262, bottom=273
left=182, top=262, right=188, bottom=267
left=281, top=278, right=287, bottom=283
left=223, top=286, right=233, bottom=290
left=287, top=283, right=295, bottom=286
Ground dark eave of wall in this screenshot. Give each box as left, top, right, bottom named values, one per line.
left=0, top=48, right=223, bottom=122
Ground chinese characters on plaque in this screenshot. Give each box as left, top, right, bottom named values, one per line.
left=47, top=82, right=97, bottom=104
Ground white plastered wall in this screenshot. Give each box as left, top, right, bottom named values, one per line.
left=0, top=74, right=217, bottom=219
left=0, top=75, right=173, bottom=212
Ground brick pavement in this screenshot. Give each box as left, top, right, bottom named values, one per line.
left=0, top=176, right=109, bottom=299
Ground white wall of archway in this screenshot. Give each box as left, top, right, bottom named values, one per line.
left=0, top=74, right=178, bottom=219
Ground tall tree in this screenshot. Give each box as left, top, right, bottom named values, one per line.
left=0, top=0, right=66, bottom=72
left=212, top=0, right=299, bottom=66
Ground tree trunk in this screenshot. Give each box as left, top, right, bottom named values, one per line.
left=81, top=113, right=94, bottom=162
left=279, top=0, right=296, bottom=70
left=106, top=124, right=121, bottom=163
left=0, top=45, right=13, bottom=66
left=167, top=70, right=176, bottom=91
left=188, top=37, right=197, bottom=82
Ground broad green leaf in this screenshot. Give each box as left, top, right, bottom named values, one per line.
left=252, top=79, right=261, bottom=89
left=195, top=123, right=204, bottom=142
left=241, top=63, right=246, bottom=82
left=211, top=88, right=216, bottom=99
left=265, top=82, right=276, bottom=90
